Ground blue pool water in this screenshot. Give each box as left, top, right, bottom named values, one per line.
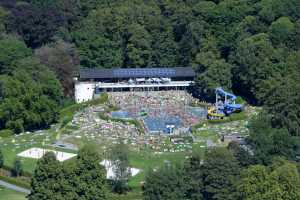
left=111, top=111, right=132, bottom=119
left=186, top=106, right=207, bottom=118
left=143, top=116, right=182, bottom=134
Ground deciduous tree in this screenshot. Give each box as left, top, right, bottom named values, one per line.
left=28, top=152, right=64, bottom=200
left=202, top=148, right=240, bottom=200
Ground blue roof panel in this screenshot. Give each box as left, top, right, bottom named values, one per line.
left=113, top=68, right=176, bottom=78
left=79, top=67, right=195, bottom=79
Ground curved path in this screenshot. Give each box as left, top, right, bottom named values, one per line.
left=0, top=180, right=30, bottom=194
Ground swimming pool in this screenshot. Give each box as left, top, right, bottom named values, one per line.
left=143, top=115, right=182, bottom=134
left=186, top=106, right=207, bottom=118
left=111, top=111, right=132, bottom=119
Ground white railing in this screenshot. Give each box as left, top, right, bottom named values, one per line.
left=95, top=81, right=194, bottom=89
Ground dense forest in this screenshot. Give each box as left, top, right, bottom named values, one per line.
left=0, top=0, right=300, bottom=199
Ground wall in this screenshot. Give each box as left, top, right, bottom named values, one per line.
left=74, top=81, right=95, bottom=103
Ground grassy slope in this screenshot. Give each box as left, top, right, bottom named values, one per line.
left=0, top=187, right=26, bottom=200
left=0, top=94, right=109, bottom=174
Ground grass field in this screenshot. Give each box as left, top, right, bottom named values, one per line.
left=0, top=129, right=58, bottom=173
left=112, top=149, right=188, bottom=199
left=0, top=187, right=26, bottom=200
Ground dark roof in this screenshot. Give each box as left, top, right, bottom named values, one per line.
left=79, top=67, right=195, bottom=79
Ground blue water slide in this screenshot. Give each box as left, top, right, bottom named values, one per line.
left=215, top=87, right=243, bottom=115
left=215, top=87, right=237, bottom=101
left=224, top=103, right=243, bottom=115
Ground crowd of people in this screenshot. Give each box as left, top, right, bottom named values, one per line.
left=109, top=91, right=206, bottom=130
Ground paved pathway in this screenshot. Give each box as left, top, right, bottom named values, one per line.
left=0, top=180, right=30, bottom=194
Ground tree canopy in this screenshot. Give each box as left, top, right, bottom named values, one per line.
left=0, top=1, right=299, bottom=198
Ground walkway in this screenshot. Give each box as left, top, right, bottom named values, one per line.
left=0, top=180, right=30, bottom=194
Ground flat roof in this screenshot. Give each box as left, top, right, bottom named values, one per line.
left=79, top=67, right=195, bottom=79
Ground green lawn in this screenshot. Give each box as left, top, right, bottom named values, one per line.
left=0, top=129, right=58, bottom=173
left=128, top=148, right=187, bottom=190
left=0, top=127, right=79, bottom=174
left=0, top=187, right=26, bottom=200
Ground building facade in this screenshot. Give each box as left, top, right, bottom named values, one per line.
left=74, top=67, right=195, bottom=103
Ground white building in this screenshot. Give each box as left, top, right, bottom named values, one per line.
left=74, top=67, right=195, bottom=103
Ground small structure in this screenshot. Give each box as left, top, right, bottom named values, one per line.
left=100, top=160, right=140, bottom=180
left=74, top=67, right=195, bottom=103
left=207, top=88, right=243, bottom=119
left=17, top=147, right=77, bottom=162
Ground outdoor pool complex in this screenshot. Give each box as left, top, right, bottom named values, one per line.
left=111, top=106, right=207, bottom=134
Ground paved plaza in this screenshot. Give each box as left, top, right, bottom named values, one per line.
left=17, top=148, right=77, bottom=162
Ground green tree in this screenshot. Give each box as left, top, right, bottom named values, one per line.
left=12, top=158, right=23, bottom=177
left=178, top=20, right=208, bottom=66
left=238, top=165, right=273, bottom=200
left=228, top=141, right=254, bottom=167
left=0, top=57, right=63, bottom=133
left=232, top=33, right=280, bottom=104
left=35, top=40, right=79, bottom=97
left=7, top=1, right=67, bottom=48
left=125, top=24, right=152, bottom=67
left=72, top=146, right=108, bottom=200
left=143, top=163, right=186, bottom=200
left=0, top=6, right=8, bottom=34
left=149, top=26, right=178, bottom=67
left=183, top=151, right=204, bottom=200
left=0, top=35, right=31, bottom=73
left=259, top=0, right=300, bottom=23
left=248, top=113, right=298, bottom=164
left=78, top=0, right=103, bottom=16
left=59, top=161, right=79, bottom=199
left=233, top=16, right=267, bottom=45
left=109, top=142, right=131, bottom=194
left=73, top=31, right=122, bottom=68
left=202, top=148, right=240, bottom=200
left=28, top=152, right=64, bottom=200
left=269, top=17, right=294, bottom=46
left=0, top=149, right=4, bottom=168
left=238, top=161, right=300, bottom=200
left=259, top=51, right=300, bottom=135
left=193, top=36, right=232, bottom=101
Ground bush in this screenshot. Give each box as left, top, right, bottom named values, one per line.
left=90, top=92, right=108, bottom=105
left=60, top=116, right=73, bottom=128
left=236, top=96, right=246, bottom=105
